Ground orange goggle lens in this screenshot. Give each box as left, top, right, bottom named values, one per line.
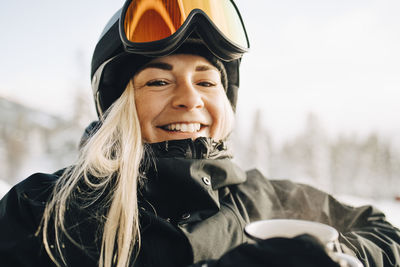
left=123, top=0, right=248, bottom=48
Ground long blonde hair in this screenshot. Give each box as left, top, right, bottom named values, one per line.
left=41, top=80, right=143, bottom=267
left=40, top=65, right=235, bottom=267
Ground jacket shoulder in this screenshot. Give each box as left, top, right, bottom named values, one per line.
left=239, top=169, right=343, bottom=222
left=11, top=168, right=64, bottom=203
left=0, top=170, right=64, bottom=266
left=0, top=168, right=64, bottom=234
left=243, top=168, right=302, bottom=195
left=0, top=168, right=65, bottom=225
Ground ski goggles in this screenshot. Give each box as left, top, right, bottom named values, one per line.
left=119, top=0, right=249, bottom=60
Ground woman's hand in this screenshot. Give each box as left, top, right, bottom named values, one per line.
left=190, top=234, right=340, bottom=267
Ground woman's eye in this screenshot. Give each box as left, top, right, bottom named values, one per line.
left=146, top=80, right=168, bottom=87
left=197, top=81, right=216, bottom=87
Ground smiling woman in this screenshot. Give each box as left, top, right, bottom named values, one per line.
left=0, top=0, right=399, bottom=267
left=133, top=54, right=234, bottom=143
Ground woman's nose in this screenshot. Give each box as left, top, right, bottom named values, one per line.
left=171, top=82, right=204, bottom=110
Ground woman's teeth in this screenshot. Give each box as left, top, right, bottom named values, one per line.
left=164, top=123, right=201, bottom=133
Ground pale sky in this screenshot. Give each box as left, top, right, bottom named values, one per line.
left=1, top=0, right=399, bottom=142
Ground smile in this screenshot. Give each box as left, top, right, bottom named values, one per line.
left=160, top=122, right=203, bottom=133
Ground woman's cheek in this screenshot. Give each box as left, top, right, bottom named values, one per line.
left=219, top=96, right=235, bottom=140
left=208, top=97, right=231, bottom=140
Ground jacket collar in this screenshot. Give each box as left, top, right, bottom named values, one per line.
left=144, top=137, right=232, bottom=159
left=139, top=138, right=246, bottom=220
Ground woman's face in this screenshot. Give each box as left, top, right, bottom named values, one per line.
left=133, top=54, right=234, bottom=143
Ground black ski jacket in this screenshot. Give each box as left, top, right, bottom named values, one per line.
left=0, top=138, right=399, bottom=266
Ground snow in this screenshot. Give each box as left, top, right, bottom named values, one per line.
left=0, top=180, right=11, bottom=199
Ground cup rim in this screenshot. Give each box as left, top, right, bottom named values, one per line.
left=244, top=219, right=339, bottom=244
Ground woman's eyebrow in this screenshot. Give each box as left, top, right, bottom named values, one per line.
left=140, top=62, right=173, bottom=71
left=195, top=65, right=214, bottom=71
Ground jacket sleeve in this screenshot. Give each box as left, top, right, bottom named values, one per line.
left=328, top=196, right=400, bottom=267
left=272, top=180, right=400, bottom=267
left=0, top=174, right=56, bottom=267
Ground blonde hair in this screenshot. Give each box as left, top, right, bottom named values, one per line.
left=41, top=80, right=143, bottom=267
left=40, top=71, right=235, bottom=266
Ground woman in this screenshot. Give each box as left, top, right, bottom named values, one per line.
left=0, top=1, right=399, bottom=266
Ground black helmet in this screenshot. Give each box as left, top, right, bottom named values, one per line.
left=91, top=0, right=249, bottom=117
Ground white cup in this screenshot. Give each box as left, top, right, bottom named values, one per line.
left=244, top=219, right=363, bottom=267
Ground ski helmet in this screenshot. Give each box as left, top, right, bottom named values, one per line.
left=91, top=0, right=249, bottom=117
